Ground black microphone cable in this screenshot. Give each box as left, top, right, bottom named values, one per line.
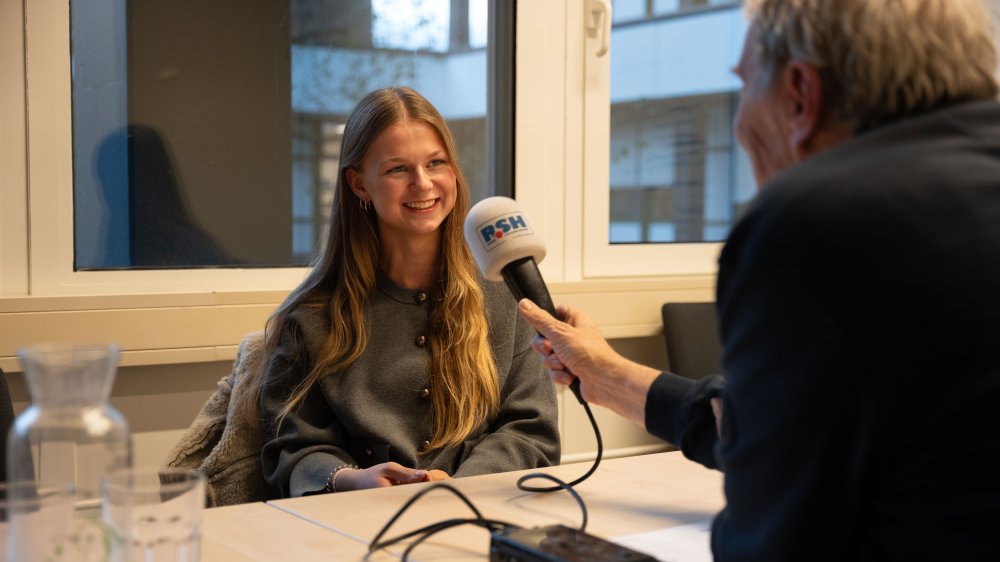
left=464, top=203, right=608, bottom=493
left=366, top=480, right=589, bottom=561
left=365, top=338, right=605, bottom=560
left=370, top=203, right=609, bottom=557
left=515, top=387, right=603, bottom=494
left=496, top=257, right=606, bottom=492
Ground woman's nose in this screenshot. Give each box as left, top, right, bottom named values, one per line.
left=412, top=166, right=433, bottom=190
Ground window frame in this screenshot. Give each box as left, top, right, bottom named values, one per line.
left=513, top=0, right=717, bottom=329
left=0, top=0, right=28, bottom=297
left=517, top=1, right=722, bottom=281
left=24, top=0, right=312, bottom=296
left=1, top=0, right=718, bottom=373
left=578, top=2, right=747, bottom=278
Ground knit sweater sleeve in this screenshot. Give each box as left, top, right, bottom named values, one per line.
left=258, top=314, right=355, bottom=497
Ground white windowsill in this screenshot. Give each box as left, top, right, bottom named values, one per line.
left=0, top=274, right=716, bottom=372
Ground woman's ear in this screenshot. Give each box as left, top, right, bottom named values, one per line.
left=345, top=167, right=367, bottom=200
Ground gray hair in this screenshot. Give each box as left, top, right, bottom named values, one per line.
left=746, top=0, right=1000, bottom=131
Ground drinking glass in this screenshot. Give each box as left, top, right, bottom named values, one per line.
left=9, top=343, right=132, bottom=506
left=101, top=468, right=206, bottom=562
left=0, top=481, right=76, bottom=562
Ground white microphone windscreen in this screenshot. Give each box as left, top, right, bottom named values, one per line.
left=464, top=196, right=546, bottom=281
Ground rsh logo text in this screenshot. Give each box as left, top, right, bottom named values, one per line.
left=479, top=213, right=531, bottom=249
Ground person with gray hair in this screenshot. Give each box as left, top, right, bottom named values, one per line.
left=519, top=0, right=1000, bottom=559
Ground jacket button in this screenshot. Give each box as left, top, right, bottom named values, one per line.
left=364, top=448, right=373, bottom=456
left=415, top=335, right=427, bottom=347
left=420, top=388, right=430, bottom=399
left=420, top=440, right=430, bottom=451
left=415, top=291, right=428, bottom=303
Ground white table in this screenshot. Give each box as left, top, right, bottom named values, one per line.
left=201, top=501, right=373, bottom=560
left=258, top=451, right=725, bottom=561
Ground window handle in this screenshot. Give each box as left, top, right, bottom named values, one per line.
left=587, top=0, right=612, bottom=57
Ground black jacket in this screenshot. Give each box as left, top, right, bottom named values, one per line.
left=646, top=100, right=1000, bottom=561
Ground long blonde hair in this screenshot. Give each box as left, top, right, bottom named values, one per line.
left=239, top=87, right=499, bottom=450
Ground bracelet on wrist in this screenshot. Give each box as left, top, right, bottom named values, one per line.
left=325, top=464, right=359, bottom=493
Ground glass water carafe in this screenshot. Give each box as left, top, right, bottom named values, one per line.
left=7, top=344, right=133, bottom=507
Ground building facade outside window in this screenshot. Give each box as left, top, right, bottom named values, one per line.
left=608, top=0, right=754, bottom=245
left=71, top=0, right=495, bottom=270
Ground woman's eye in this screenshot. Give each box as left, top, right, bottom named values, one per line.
left=428, top=159, right=446, bottom=168
left=388, top=165, right=406, bottom=173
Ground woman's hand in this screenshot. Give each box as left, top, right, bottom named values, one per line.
left=424, top=469, right=450, bottom=482
left=333, top=462, right=450, bottom=492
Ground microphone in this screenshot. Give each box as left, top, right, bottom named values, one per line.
left=464, top=196, right=585, bottom=404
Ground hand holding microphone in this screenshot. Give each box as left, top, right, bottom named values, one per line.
left=463, top=197, right=589, bottom=403
left=464, top=197, right=663, bottom=420
left=516, top=299, right=623, bottom=406
left=465, top=197, right=642, bottom=490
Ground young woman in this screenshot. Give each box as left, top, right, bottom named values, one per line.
left=251, top=87, right=559, bottom=497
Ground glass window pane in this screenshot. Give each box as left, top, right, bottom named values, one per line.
left=71, top=0, right=496, bottom=270
left=468, top=0, right=489, bottom=49
left=613, top=0, right=741, bottom=23
left=372, top=0, right=450, bottom=52
left=608, top=1, right=753, bottom=244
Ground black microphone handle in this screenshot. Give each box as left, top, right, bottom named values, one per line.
left=501, top=257, right=585, bottom=404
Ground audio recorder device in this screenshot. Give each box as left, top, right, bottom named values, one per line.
left=490, top=525, right=657, bottom=562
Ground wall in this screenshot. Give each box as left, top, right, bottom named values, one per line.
left=5, top=334, right=671, bottom=472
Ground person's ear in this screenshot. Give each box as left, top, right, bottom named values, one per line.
left=345, top=167, right=367, bottom=200
left=782, top=59, right=824, bottom=154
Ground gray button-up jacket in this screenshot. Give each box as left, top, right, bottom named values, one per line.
left=260, top=273, right=560, bottom=497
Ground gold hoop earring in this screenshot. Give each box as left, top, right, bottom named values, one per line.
left=359, top=197, right=371, bottom=212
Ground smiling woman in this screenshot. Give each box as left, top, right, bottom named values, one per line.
left=346, top=119, right=459, bottom=282
left=235, top=87, right=561, bottom=498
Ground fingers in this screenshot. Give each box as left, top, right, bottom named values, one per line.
left=541, top=351, right=566, bottom=372
left=530, top=333, right=570, bottom=384
left=337, top=464, right=452, bottom=491
left=554, top=304, right=574, bottom=323
left=424, top=470, right=450, bottom=482
left=557, top=304, right=596, bottom=330
left=377, top=464, right=450, bottom=485
left=530, top=334, right=553, bottom=356
left=518, top=299, right=560, bottom=337
left=548, top=370, right=575, bottom=386
left=404, top=470, right=427, bottom=483
left=377, top=462, right=428, bottom=484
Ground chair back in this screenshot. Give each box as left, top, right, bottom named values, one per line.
left=161, top=330, right=277, bottom=506
left=661, top=302, right=723, bottom=379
